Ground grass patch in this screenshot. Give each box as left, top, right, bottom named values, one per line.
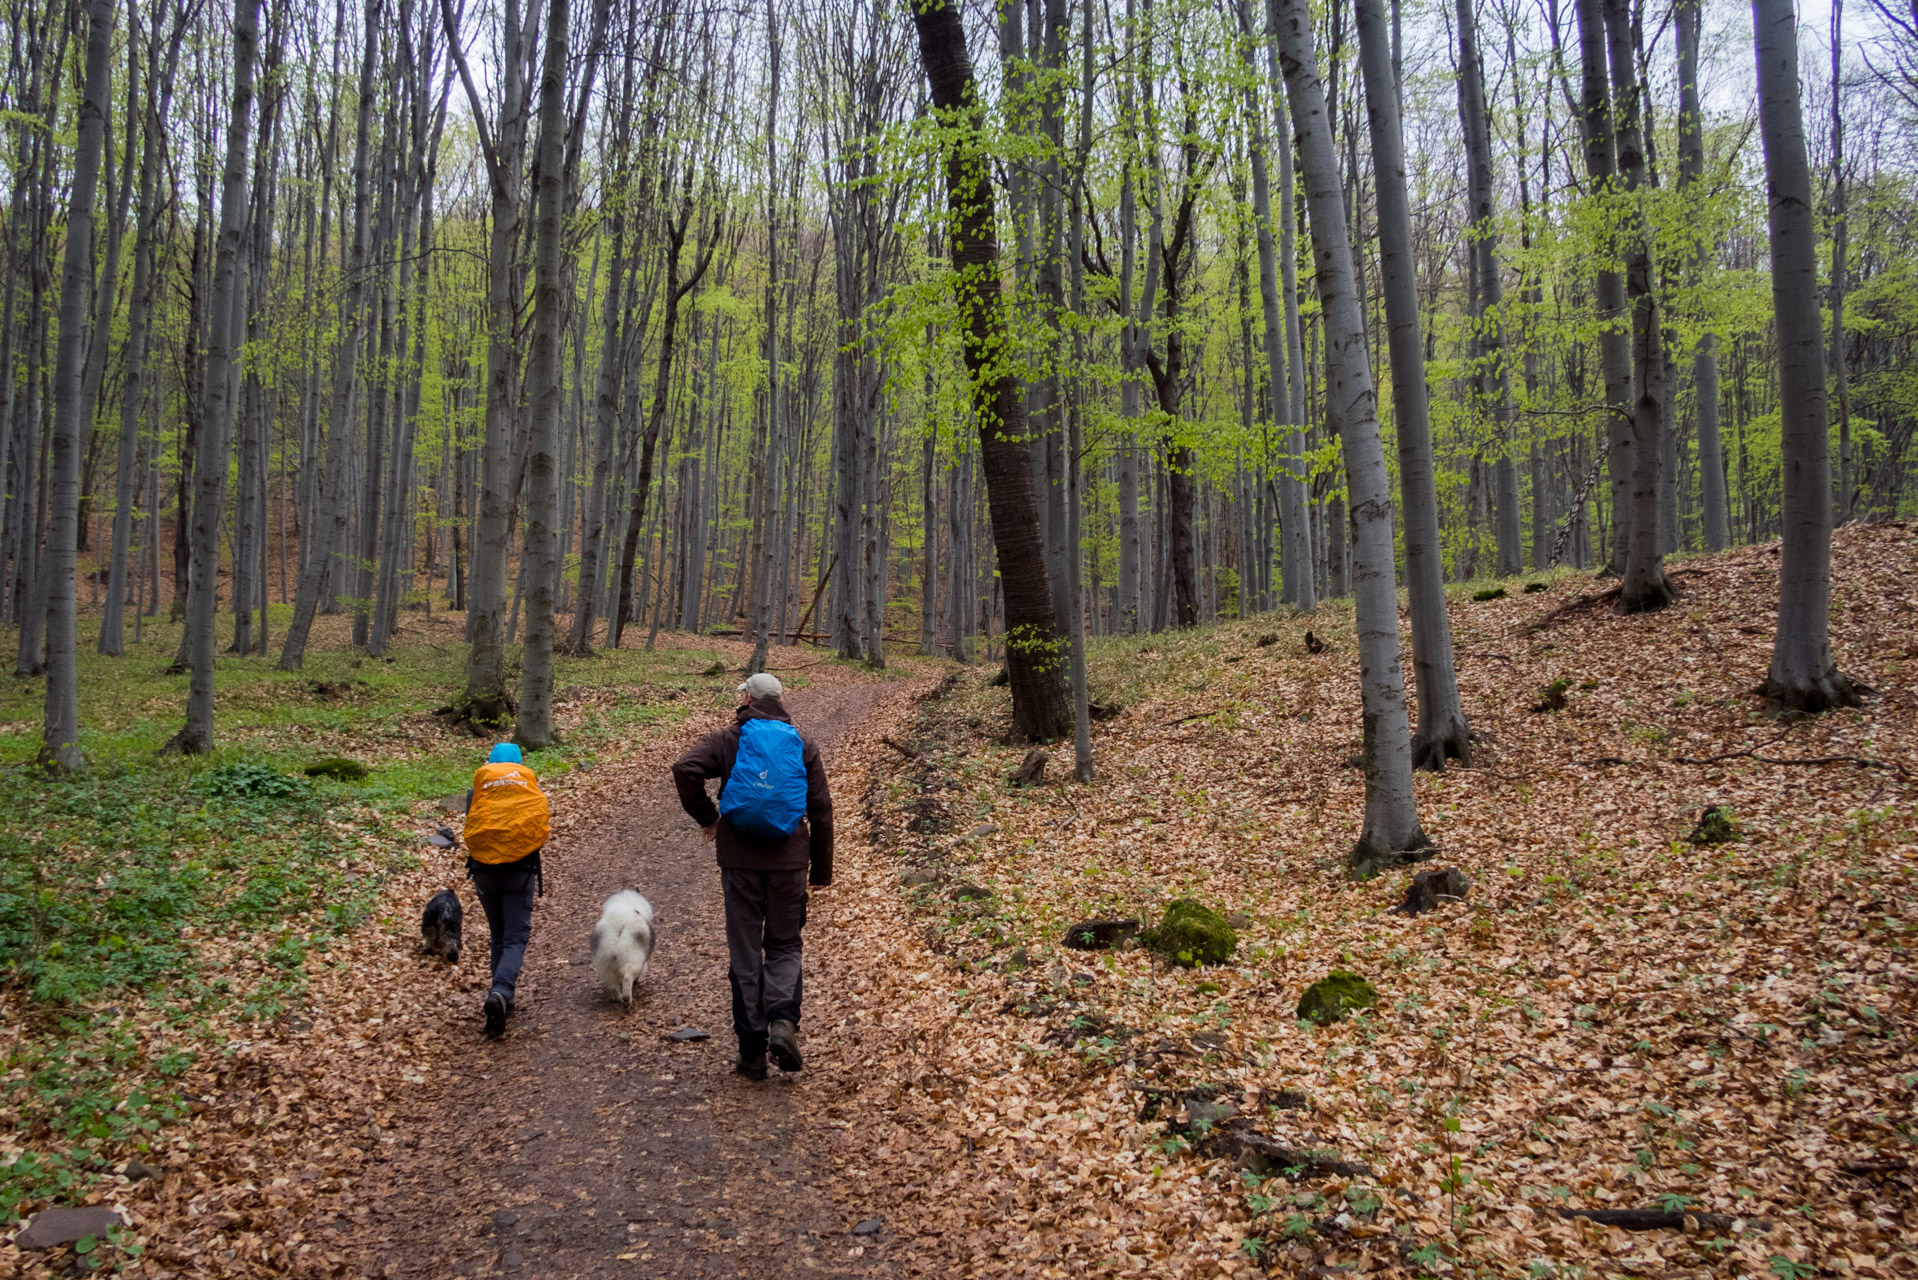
left=0, top=604, right=756, bottom=1221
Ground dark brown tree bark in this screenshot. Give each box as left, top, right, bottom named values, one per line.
left=910, top=0, right=1070, bottom=741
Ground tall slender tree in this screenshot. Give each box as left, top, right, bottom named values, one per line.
left=1753, top=0, right=1858, bottom=716
left=1677, top=0, right=1729, bottom=551
left=166, top=0, right=260, bottom=753
left=1355, top=0, right=1470, bottom=770
left=39, top=0, right=117, bottom=771
left=1273, top=0, right=1430, bottom=874
left=911, top=0, right=1070, bottom=741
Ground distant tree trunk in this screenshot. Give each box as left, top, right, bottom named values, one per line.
left=1677, top=0, right=1728, bottom=552
left=613, top=175, right=713, bottom=649
left=103, top=12, right=179, bottom=657
left=1066, top=0, right=1094, bottom=780
left=1355, top=0, right=1470, bottom=771
left=1115, top=20, right=1142, bottom=633
left=1453, top=0, right=1519, bottom=578
left=911, top=0, right=1070, bottom=741
left=1605, top=0, right=1671, bottom=612
left=1753, top=0, right=1858, bottom=717
left=281, top=0, right=382, bottom=673
left=1263, top=0, right=1313, bottom=609
left=1273, top=0, right=1429, bottom=875
left=568, top=57, right=633, bottom=656
left=166, top=0, right=259, bottom=754
left=1575, top=0, right=1633, bottom=576
left=1235, top=0, right=1289, bottom=607
left=39, top=0, right=116, bottom=771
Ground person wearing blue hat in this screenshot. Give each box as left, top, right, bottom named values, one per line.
left=463, top=742, right=551, bottom=1037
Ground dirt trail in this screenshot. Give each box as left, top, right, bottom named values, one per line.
left=324, top=682, right=902, bottom=1280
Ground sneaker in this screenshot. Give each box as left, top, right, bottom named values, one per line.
left=735, top=1053, right=769, bottom=1081
left=483, top=990, right=510, bottom=1039
left=768, top=1020, right=803, bottom=1073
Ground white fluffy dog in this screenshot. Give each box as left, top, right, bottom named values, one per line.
left=589, top=890, right=656, bottom=1004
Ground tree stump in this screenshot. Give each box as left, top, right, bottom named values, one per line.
left=1008, top=748, right=1049, bottom=786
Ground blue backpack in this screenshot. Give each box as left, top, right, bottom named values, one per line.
left=718, top=718, right=808, bottom=839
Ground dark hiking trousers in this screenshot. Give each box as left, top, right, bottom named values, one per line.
left=722, top=868, right=807, bottom=1058
left=469, top=858, right=539, bottom=1002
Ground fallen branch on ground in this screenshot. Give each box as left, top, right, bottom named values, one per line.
left=1674, top=747, right=1908, bottom=777
left=1555, top=1207, right=1768, bottom=1233
left=880, top=735, right=919, bottom=760
left=1525, top=587, right=1622, bottom=632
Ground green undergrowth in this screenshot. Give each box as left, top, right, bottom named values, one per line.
left=0, top=603, right=761, bottom=1222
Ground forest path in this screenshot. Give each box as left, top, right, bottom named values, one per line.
left=329, top=680, right=903, bottom=1280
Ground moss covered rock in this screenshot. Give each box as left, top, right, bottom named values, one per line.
left=305, top=757, right=369, bottom=782
left=1297, top=971, right=1377, bottom=1026
left=1141, top=899, right=1237, bottom=968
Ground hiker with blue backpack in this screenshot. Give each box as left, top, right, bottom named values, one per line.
left=670, top=672, right=834, bottom=1080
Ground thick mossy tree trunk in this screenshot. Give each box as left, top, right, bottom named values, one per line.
left=1273, top=0, right=1430, bottom=875
left=167, top=0, right=259, bottom=754
left=1753, top=0, right=1858, bottom=718
left=1354, top=0, right=1471, bottom=772
left=911, top=0, right=1070, bottom=742
left=39, top=0, right=116, bottom=771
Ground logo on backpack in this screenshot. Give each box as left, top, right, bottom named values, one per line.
left=718, top=719, right=808, bottom=839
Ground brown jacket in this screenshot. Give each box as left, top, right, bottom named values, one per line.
left=671, top=697, right=833, bottom=884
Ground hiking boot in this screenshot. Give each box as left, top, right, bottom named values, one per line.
left=768, top=1020, right=803, bottom=1073
left=483, top=989, right=510, bottom=1039
left=735, top=1052, right=769, bottom=1081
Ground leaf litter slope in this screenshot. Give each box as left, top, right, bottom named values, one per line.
left=799, top=524, right=1916, bottom=1279
left=9, top=530, right=1914, bottom=1279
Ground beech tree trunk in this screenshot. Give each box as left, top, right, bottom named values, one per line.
left=167, top=0, right=259, bottom=753
left=442, top=0, right=528, bottom=723
left=1274, top=0, right=1429, bottom=875
left=1355, top=0, right=1470, bottom=771
left=281, top=0, right=381, bottom=673
left=1575, top=0, right=1633, bottom=576
left=39, top=0, right=116, bottom=771
left=1454, top=0, right=1520, bottom=578
left=911, top=0, right=1070, bottom=741
left=1677, top=0, right=1729, bottom=552
left=102, top=12, right=180, bottom=657
left=1753, top=0, right=1858, bottom=717
left=1605, top=0, right=1671, bottom=612
left=515, top=0, right=569, bottom=748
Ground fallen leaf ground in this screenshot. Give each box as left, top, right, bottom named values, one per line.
left=6, top=526, right=1916, bottom=1280
left=805, top=524, right=1916, bottom=1279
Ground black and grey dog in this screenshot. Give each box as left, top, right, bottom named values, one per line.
left=421, top=888, right=463, bottom=963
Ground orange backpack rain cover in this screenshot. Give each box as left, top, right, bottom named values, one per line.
left=464, top=762, right=551, bottom=864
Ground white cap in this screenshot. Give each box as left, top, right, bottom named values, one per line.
left=738, top=672, right=783, bottom=699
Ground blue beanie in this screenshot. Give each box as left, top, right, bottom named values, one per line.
left=488, top=743, right=523, bottom=765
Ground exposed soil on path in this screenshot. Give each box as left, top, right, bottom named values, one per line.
left=319, top=680, right=908, bottom=1280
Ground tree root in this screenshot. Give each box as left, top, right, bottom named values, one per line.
left=1761, top=669, right=1865, bottom=720
left=1411, top=713, right=1473, bottom=772
left=1525, top=587, right=1620, bottom=633
left=1347, top=830, right=1437, bottom=881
